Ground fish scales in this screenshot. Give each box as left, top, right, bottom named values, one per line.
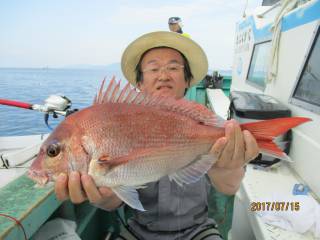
left=28, top=79, right=311, bottom=211
left=73, top=103, right=216, bottom=153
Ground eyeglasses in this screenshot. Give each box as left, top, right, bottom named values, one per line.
left=142, top=63, right=184, bottom=76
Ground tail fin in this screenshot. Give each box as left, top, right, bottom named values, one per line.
left=240, top=117, right=311, bottom=160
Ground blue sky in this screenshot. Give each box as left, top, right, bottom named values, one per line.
left=0, top=0, right=261, bottom=70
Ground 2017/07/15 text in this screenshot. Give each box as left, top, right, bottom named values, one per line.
left=250, top=201, right=300, bottom=211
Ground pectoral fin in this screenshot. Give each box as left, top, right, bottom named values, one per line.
left=169, top=154, right=216, bottom=187
left=112, top=185, right=145, bottom=211
left=97, top=147, right=177, bottom=168
left=96, top=155, right=130, bottom=171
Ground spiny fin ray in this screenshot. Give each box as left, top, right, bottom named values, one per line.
left=93, top=78, right=217, bottom=126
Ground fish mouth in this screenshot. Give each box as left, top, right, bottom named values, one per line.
left=28, top=170, right=49, bottom=186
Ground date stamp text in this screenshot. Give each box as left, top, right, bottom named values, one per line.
left=250, top=201, right=300, bottom=211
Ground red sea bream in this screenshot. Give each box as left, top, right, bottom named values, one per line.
left=28, top=78, right=311, bottom=211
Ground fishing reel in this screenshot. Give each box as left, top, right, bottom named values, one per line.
left=0, top=95, right=78, bottom=130
left=38, top=95, right=78, bottom=129
left=33, top=95, right=74, bottom=116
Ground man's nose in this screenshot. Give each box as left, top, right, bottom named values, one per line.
left=158, top=68, right=170, bottom=81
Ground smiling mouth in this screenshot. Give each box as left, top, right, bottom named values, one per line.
left=156, top=86, right=172, bottom=90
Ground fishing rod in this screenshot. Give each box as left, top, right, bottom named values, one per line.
left=0, top=95, right=78, bottom=129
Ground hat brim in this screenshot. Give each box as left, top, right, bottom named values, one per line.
left=121, top=31, right=208, bottom=87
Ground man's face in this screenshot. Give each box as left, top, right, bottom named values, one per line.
left=169, top=23, right=180, bottom=32
left=138, top=48, right=188, bottom=99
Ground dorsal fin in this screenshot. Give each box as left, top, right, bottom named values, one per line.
left=93, top=77, right=106, bottom=104
left=117, top=83, right=131, bottom=103
left=103, top=77, right=117, bottom=103
left=93, top=78, right=217, bottom=126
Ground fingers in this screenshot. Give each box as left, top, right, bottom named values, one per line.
left=212, top=120, right=258, bottom=169
left=55, top=173, right=69, bottom=201
left=221, top=122, right=236, bottom=162
left=243, top=130, right=259, bottom=163
left=79, top=174, right=118, bottom=205
left=81, top=174, right=119, bottom=209
left=98, top=187, right=116, bottom=198
left=55, top=172, right=87, bottom=203
left=68, top=171, right=87, bottom=204
left=214, top=120, right=241, bottom=168
left=54, top=171, right=117, bottom=207
left=81, top=174, right=105, bottom=204
left=210, top=137, right=227, bottom=158
left=232, top=121, right=245, bottom=163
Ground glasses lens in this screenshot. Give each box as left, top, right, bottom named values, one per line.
left=143, top=64, right=183, bottom=76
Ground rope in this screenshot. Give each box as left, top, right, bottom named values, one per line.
left=267, top=0, right=299, bottom=83
left=0, top=154, right=9, bottom=169
left=242, top=0, right=249, bottom=18
left=0, top=213, right=28, bottom=240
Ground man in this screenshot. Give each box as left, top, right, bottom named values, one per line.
left=168, top=16, right=191, bottom=38
left=55, top=31, right=259, bottom=239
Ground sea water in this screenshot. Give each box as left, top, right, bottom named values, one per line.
left=0, top=68, right=124, bottom=136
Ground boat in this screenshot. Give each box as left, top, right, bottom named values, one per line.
left=1, top=0, right=319, bottom=239
left=226, top=0, right=320, bottom=239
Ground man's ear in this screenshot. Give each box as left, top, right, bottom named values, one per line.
left=185, top=79, right=191, bottom=88
left=136, top=82, right=144, bottom=92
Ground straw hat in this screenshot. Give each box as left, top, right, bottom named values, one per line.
left=121, top=31, right=208, bottom=87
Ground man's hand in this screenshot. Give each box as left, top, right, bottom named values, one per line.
left=54, top=171, right=122, bottom=210
left=207, top=120, right=259, bottom=194
left=211, top=119, right=259, bottom=168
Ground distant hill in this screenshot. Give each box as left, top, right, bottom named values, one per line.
left=63, top=63, right=121, bottom=71
left=62, top=64, right=232, bottom=77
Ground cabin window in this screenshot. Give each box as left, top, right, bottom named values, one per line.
left=290, top=27, right=320, bottom=114
left=246, top=41, right=271, bottom=89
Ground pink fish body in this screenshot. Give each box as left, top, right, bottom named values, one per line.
left=28, top=78, right=311, bottom=210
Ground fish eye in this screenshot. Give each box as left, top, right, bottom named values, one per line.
left=47, top=144, right=61, bottom=157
